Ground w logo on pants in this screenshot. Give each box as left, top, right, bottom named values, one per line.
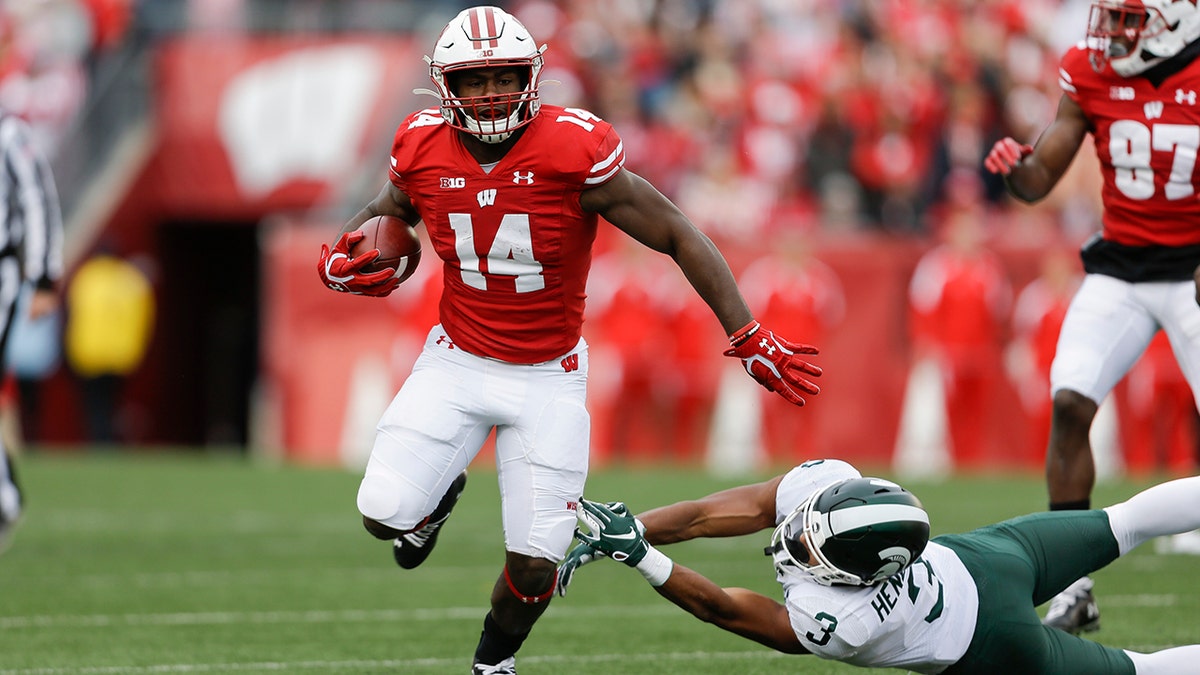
left=560, top=354, right=579, bottom=373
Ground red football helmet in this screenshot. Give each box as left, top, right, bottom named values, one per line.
left=1087, top=0, right=1200, bottom=76
left=423, top=6, right=546, bottom=143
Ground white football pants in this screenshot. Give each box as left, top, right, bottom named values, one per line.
left=357, top=325, right=590, bottom=562
left=1051, top=274, right=1200, bottom=409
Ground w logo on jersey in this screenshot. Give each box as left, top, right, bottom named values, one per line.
left=1145, top=100, right=1165, bottom=120
left=477, top=189, right=497, bottom=207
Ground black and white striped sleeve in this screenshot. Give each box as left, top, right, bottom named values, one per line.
left=0, top=113, right=64, bottom=290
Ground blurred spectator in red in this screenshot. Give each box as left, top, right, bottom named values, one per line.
left=1117, top=333, right=1199, bottom=477
left=658, top=274, right=725, bottom=463
left=1007, top=244, right=1083, bottom=468
left=737, top=227, right=844, bottom=464
left=674, top=143, right=774, bottom=244
left=898, top=172, right=1012, bottom=472
left=585, top=240, right=677, bottom=463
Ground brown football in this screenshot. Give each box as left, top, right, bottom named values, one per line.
left=351, top=215, right=421, bottom=283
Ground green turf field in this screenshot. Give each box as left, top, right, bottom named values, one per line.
left=0, top=451, right=1196, bottom=674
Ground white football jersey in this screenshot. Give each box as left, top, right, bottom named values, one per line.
left=774, top=461, right=978, bottom=674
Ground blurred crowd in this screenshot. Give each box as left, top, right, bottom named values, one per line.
left=507, top=0, right=1103, bottom=244
left=1, top=0, right=1106, bottom=240
left=0, top=0, right=131, bottom=154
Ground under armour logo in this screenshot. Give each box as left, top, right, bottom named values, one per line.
left=435, top=334, right=456, bottom=350
left=1177, top=89, right=1197, bottom=105
left=759, top=337, right=776, bottom=356
left=513, top=171, right=535, bottom=185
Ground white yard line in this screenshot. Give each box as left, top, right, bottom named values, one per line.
left=0, top=593, right=1182, bottom=630
left=1, top=649, right=790, bottom=674
left=0, top=604, right=678, bottom=629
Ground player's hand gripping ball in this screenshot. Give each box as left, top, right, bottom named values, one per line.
left=351, top=215, right=422, bottom=282
left=317, top=216, right=421, bottom=297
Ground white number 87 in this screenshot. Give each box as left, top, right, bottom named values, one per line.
left=1109, top=120, right=1198, bottom=201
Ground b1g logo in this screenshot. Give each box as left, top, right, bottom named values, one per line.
left=441, top=177, right=466, bottom=188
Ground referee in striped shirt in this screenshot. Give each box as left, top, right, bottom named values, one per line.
left=0, top=109, right=64, bottom=553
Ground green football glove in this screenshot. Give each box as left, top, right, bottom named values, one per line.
left=555, top=542, right=605, bottom=597
left=575, top=499, right=649, bottom=566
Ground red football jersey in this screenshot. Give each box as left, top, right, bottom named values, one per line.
left=1060, top=45, right=1200, bottom=247
left=389, top=105, right=625, bottom=363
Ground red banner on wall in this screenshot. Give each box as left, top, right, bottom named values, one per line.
left=153, top=36, right=422, bottom=217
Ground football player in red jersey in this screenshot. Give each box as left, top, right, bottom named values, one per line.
left=316, top=6, right=823, bottom=674
left=985, top=0, right=1200, bottom=637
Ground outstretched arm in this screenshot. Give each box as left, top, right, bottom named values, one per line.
left=581, top=168, right=752, bottom=334
left=556, top=477, right=782, bottom=597
left=640, top=475, right=784, bottom=545
left=654, top=563, right=809, bottom=655
left=6, top=114, right=63, bottom=295
left=581, top=169, right=821, bottom=407
left=575, top=499, right=808, bottom=655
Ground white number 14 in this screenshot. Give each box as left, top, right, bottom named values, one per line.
left=447, top=212, right=545, bottom=292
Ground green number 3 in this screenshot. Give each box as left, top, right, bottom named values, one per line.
left=805, top=611, right=838, bottom=646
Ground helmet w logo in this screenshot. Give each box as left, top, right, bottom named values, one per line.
left=466, top=7, right=502, bottom=49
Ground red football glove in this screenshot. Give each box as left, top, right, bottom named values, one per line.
left=317, top=230, right=400, bottom=297
left=724, top=321, right=821, bottom=407
left=984, top=137, right=1033, bottom=175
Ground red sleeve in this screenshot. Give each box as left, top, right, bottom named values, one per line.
left=1057, top=44, right=1093, bottom=106
left=585, top=124, right=625, bottom=187
left=389, top=107, right=444, bottom=189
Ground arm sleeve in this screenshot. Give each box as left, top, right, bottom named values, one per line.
left=2, top=115, right=64, bottom=289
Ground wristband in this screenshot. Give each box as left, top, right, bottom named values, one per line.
left=635, top=545, right=674, bottom=587
left=728, top=320, right=761, bottom=347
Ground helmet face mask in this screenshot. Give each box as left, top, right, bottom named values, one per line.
left=426, top=6, right=546, bottom=143
left=770, top=478, right=931, bottom=586
left=1087, top=0, right=1200, bottom=76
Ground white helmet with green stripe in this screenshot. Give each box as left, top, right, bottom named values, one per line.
left=769, top=477, right=930, bottom=586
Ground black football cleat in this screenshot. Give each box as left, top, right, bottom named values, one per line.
left=393, top=470, right=467, bottom=569
left=1043, top=576, right=1100, bottom=635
